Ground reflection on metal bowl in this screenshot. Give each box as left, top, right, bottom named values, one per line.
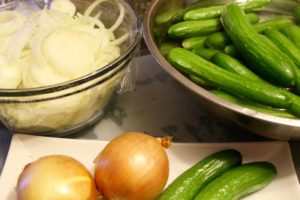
left=143, top=0, right=300, bottom=140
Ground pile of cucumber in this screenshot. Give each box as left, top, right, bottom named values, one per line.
left=157, top=149, right=277, bottom=200
left=155, top=0, right=300, bottom=118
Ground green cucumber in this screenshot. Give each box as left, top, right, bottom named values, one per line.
left=288, top=92, right=300, bottom=117
left=167, top=48, right=290, bottom=108
left=168, top=18, right=222, bottom=38
left=183, top=0, right=270, bottom=20
left=206, top=32, right=232, bottom=50
left=293, top=6, right=300, bottom=23
left=190, top=75, right=214, bottom=88
left=168, top=13, right=259, bottom=38
left=194, top=162, right=277, bottom=200
left=157, top=149, right=242, bottom=200
left=221, top=4, right=296, bottom=88
left=280, top=23, right=300, bottom=49
left=263, top=29, right=300, bottom=68
left=154, top=0, right=183, bottom=25
left=224, top=45, right=240, bottom=58
left=192, top=47, right=220, bottom=61
left=182, top=36, right=207, bottom=49
left=211, top=90, right=296, bottom=118
left=211, top=52, right=264, bottom=82
left=154, top=0, right=234, bottom=25
left=159, top=41, right=181, bottom=57
left=254, top=17, right=293, bottom=33
left=206, top=17, right=292, bottom=49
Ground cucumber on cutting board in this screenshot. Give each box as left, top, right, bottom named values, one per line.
left=157, top=149, right=242, bottom=200
left=194, top=162, right=277, bottom=200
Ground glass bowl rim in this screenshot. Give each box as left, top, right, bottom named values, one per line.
left=0, top=0, right=143, bottom=97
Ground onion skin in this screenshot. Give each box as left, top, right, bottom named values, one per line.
left=17, top=155, right=97, bottom=200
left=94, top=132, right=169, bottom=200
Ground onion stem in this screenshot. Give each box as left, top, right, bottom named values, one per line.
left=157, top=135, right=173, bottom=148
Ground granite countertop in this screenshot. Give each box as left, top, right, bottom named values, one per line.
left=1, top=55, right=299, bottom=182
left=0, top=0, right=300, bottom=192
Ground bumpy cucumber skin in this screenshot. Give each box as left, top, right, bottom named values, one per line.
left=194, top=162, right=277, bottom=200
left=206, top=17, right=292, bottom=49
left=184, top=5, right=225, bottom=20
left=221, top=4, right=297, bottom=88
left=157, top=149, right=242, bottom=200
left=183, top=0, right=270, bottom=20
left=168, top=18, right=222, bottom=38
left=167, top=48, right=290, bottom=108
left=264, top=29, right=300, bottom=68
left=169, top=13, right=260, bottom=39
left=254, top=17, right=293, bottom=33
left=205, top=12, right=259, bottom=49
left=211, top=52, right=264, bottom=82
left=281, top=24, right=300, bottom=49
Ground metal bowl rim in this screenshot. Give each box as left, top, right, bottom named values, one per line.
left=143, top=0, right=300, bottom=128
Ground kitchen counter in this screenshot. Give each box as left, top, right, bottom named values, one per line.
left=0, top=55, right=300, bottom=182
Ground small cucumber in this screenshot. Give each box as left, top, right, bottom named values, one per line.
left=154, top=0, right=233, bottom=25
left=254, top=17, right=293, bottom=33
left=221, top=4, right=297, bottom=88
left=288, top=92, right=300, bottom=117
left=224, top=45, right=240, bottom=58
left=154, top=0, right=183, bottom=25
left=194, top=162, right=277, bottom=200
left=206, top=17, right=292, bottom=49
left=280, top=24, right=300, bottom=49
left=159, top=41, right=181, bottom=57
left=263, top=29, right=300, bottom=68
left=211, top=52, right=264, bottom=82
left=211, top=90, right=296, bottom=118
left=157, top=149, right=242, bottom=200
left=206, top=32, right=232, bottom=50
left=190, top=75, right=214, bottom=88
left=293, top=6, right=300, bottom=23
left=192, top=47, right=220, bottom=61
left=167, top=48, right=290, bottom=108
left=168, top=18, right=222, bottom=38
left=183, top=0, right=270, bottom=20
left=168, top=13, right=259, bottom=38
left=182, top=36, right=207, bottom=49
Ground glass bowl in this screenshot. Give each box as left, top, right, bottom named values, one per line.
left=143, top=0, right=300, bottom=140
left=0, top=0, right=142, bottom=136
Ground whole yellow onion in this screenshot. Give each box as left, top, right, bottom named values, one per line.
left=94, top=132, right=170, bottom=200
left=17, top=155, right=97, bottom=200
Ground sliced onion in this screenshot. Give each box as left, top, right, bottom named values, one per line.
left=94, top=132, right=170, bottom=200
left=17, top=155, right=97, bottom=200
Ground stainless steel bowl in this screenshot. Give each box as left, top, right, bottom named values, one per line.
left=143, top=0, right=300, bottom=140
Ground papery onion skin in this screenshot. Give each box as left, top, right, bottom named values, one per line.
left=17, top=155, right=97, bottom=200
left=94, top=132, right=169, bottom=200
